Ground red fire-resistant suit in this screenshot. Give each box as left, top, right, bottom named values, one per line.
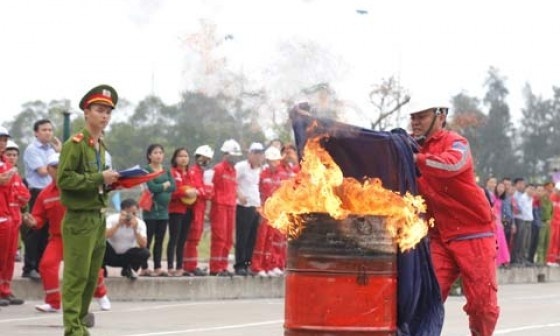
left=0, top=159, right=28, bottom=299
left=183, top=164, right=212, bottom=272
left=31, top=182, right=106, bottom=309
left=209, top=160, right=237, bottom=273
left=546, top=193, right=560, bottom=263
left=416, top=129, right=499, bottom=336
left=251, top=165, right=291, bottom=272
left=2, top=172, right=30, bottom=297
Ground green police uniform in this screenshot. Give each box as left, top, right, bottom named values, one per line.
left=57, top=85, right=117, bottom=336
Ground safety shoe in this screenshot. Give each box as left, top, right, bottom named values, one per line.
left=270, top=267, right=284, bottom=276
left=0, top=298, right=9, bottom=306
left=3, top=294, right=24, bottom=305
left=82, top=312, right=95, bottom=328
left=35, top=303, right=60, bottom=313
left=193, top=268, right=208, bottom=276
left=256, top=270, right=268, bottom=277
left=96, top=295, right=111, bottom=311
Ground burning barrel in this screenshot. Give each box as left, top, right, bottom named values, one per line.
left=284, top=213, right=397, bottom=336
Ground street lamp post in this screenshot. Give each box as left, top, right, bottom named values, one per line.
left=62, top=110, right=71, bottom=142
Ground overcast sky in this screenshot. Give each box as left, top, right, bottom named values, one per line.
left=1, top=0, right=559, bottom=128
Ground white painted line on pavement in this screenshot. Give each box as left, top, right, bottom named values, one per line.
left=0, top=299, right=283, bottom=323
left=0, top=315, right=59, bottom=323
left=120, top=320, right=284, bottom=336
left=494, top=322, right=560, bottom=334
left=117, top=299, right=281, bottom=312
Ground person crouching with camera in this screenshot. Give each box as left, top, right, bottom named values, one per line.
left=104, top=198, right=150, bottom=280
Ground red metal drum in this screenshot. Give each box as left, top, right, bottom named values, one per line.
left=284, top=214, right=397, bottom=336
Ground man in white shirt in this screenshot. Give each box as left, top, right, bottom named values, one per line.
left=234, top=142, right=264, bottom=276
left=104, top=198, right=150, bottom=280
left=512, top=178, right=534, bottom=265
left=21, top=119, right=61, bottom=280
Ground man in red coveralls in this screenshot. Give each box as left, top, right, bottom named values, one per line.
left=23, top=153, right=109, bottom=313
left=546, top=183, right=560, bottom=265
left=183, top=145, right=214, bottom=276
left=209, top=139, right=241, bottom=276
left=252, top=146, right=291, bottom=276
left=0, top=128, right=29, bottom=306
left=410, top=105, right=499, bottom=336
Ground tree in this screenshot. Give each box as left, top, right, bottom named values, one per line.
left=106, top=95, right=176, bottom=170
left=519, top=84, right=554, bottom=180
left=478, top=67, right=518, bottom=178
left=174, top=91, right=266, bottom=150
left=4, top=99, right=72, bottom=149
left=448, top=92, right=487, bottom=170
left=368, top=76, right=411, bottom=131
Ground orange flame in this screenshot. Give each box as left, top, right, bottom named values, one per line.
left=262, top=137, right=432, bottom=251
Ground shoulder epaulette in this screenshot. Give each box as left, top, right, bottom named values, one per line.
left=72, top=133, right=84, bottom=143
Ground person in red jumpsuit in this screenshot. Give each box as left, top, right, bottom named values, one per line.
left=252, top=146, right=291, bottom=276
left=23, top=153, right=109, bottom=312
left=410, top=105, right=499, bottom=336
left=183, top=145, right=214, bottom=276
left=546, top=183, right=560, bottom=265
left=280, top=143, right=300, bottom=176
left=0, top=129, right=28, bottom=307
left=209, top=139, right=241, bottom=276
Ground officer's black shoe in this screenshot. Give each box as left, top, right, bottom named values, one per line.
left=3, top=294, right=24, bottom=305
left=235, top=268, right=248, bottom=276
left=22, top=269, right=41, bottom=281
left=121, top=267, right=137, bottom=280
left=82, top=312, right=95, bottom=328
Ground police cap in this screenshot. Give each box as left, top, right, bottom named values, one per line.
left=79, top=85, right=118, bottom=110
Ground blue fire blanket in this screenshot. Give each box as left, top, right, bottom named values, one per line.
left=292, top=112, right=444, bottom=336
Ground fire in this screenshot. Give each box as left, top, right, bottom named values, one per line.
left=262, top=137, right=432, bottom=251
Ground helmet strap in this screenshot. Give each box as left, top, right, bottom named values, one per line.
left=413, top=109, right=438, bottom=145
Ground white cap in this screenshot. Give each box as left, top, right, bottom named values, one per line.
left=194, top=145, right=214, bottom=159
left=0, top=126, right=10, bottom=137
left=47, top=153, right=60, bottom=166
left=249, top=142, right=264, bottom=152
left=6, top=140, right=18, bottom=150
left=265, top=147, right=282, bottom=161
left=220, top=139, right=242, bottom=156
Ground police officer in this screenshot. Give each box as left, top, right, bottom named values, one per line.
left=57, top=85, right=120, bottom=335
left=410, top=104, right=499, bottom=336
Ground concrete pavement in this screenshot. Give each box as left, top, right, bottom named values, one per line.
left=2, top=282, right=560, bottom=335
